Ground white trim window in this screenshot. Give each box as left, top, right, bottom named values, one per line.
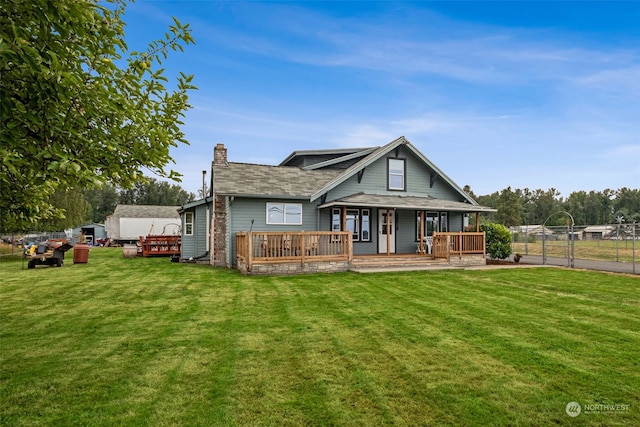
left=332, top=208, right=371, bottom=242
left=388, top=158, right=406, bottom=191
left=415, top=211, right=438, bottom=241
left=332, top=208, right=341, bottom=231
left=184, top=211, right=194, bottom=236
left=266, top=202, right=303, bottom=225
left=346, top=209, right=360, bottom=241
left=361, top=209, right=370, bottom=241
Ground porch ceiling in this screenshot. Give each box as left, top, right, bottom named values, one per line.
left=317, top=193, right=496, bottom=212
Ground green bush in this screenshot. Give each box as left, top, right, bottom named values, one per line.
left=481, top=223, right=513, bottom=260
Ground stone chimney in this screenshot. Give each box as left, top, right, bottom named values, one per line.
left=213, top=143, right=228, bottom=166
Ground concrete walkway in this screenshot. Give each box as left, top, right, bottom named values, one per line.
left=352, top=261, right=556, bottom=274
left=353, top=255, right=638, bottom=275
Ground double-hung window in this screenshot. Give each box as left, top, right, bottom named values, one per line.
left=184, top=212, right=194, bottom=235
left=388, top=158, right=406, bottom=191
left=266, top=202, right=302, bottom=225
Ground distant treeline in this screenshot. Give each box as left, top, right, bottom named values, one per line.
left=464, top=186, right=640, bottom=226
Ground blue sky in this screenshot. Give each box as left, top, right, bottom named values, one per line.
left=123, top=1, right=640, bottom=197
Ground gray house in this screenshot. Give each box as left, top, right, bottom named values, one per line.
left=180, top=136, right=494, bottom=274
left=177, top=197, right=212, bottom=262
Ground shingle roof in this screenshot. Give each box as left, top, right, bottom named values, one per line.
left=279, top=147, right=377, bottom=167
left=213, top=163, right=342, bottom=198
left=112, top=204, right=180, bottom=219
left=319, top=193, right=495, bottom=212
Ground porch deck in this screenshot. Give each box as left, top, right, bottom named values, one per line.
left=236, top=231, right=486, bottom=275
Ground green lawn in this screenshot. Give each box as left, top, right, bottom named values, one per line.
left=1, top=248, right=638, bottom=426
left=513, top=239, right=637, bottom=262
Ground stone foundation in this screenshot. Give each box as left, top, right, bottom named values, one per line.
left=448, top=254, right=486, bottom=267
left=237, top=259, right=351, bottom=276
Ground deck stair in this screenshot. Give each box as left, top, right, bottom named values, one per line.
left=350, top=254, right=450, bottom=273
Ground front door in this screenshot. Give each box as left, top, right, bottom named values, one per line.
left=378, top=209, right=396, bottom=254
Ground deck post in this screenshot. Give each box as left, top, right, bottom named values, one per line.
left=482, top=231, right=486, bottom=258
left=247, top=231, right=253, bottom=271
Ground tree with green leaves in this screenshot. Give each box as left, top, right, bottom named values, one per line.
left=37, top=188, right=91, bottom=231
left=0, top=0, right=196, bottom=232
left=495, top=187, right=522, bottom=227
left=118, top=178, right=194, bottom=207
left=82, top=184, right=120, bottom=224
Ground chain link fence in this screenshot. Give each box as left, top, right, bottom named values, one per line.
left=511, top=223, right=639, bottom=274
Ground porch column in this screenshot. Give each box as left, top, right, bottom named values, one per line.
left=419, top=211, right=425, bottom=255
left=342, top=206, right=347, bottom=232
left=475, top=212, right=480, bottom=232
left=386, top=208, right=391, bottom=256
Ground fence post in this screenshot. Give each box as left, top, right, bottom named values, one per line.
left=633, top=223, right=636, bottom=275
left=542, top=229, right=546, bottom=265
left=570, top=224, right=574, bottom=268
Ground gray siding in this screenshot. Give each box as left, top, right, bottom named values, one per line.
left=181, top=208, right=196, bottom=258
left=395, top=209, right=417, bottom=254
left=449, top=213, right=464, bottom=232
left=325, top=146, right=461, bottom=201
left=181, top=204, right=210, bottom=261
left=195, top=204, right=209, bottom=259
left=228, top=198, right=319, bottom=265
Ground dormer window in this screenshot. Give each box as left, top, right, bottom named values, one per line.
left=388, top=158, right=406, bottom=191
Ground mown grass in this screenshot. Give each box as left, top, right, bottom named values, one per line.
left=1, top=248, right=638, bottom=426
left=513, top=239, right=637, bottom=262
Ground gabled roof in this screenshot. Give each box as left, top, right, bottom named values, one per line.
left=279, top=147, right=377, bottom=167
left=179, top=196, right=213, bottom=212
left=111, top=204, right=180, bottom=219
left=213, top=163, right=342, bottom=198
left=302, top=147, right=378, bottom=170
left=210, top=137, right=487, bottom=211
left=309, top=136, right=477, bottom=205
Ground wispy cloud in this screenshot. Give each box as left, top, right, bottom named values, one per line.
left=194, top=3, right=639, bottom=89
left=131, top=1, right=639, bottom=196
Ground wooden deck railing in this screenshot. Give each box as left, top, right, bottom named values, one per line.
left=236, top=231, right=352, bottom=270
left=433, top=232, right=486, bottom=260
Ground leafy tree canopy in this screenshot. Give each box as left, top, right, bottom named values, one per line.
left=470, top=186, right=639, bottom=226
left=0, top=0, right=196, bottom=232
left=80, top=178, right=195, bottom=225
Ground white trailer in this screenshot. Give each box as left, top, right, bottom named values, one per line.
left=105, top=205, right=181, bottom=244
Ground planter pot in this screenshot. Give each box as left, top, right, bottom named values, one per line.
left=123, top=244, right=138, bottom=258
